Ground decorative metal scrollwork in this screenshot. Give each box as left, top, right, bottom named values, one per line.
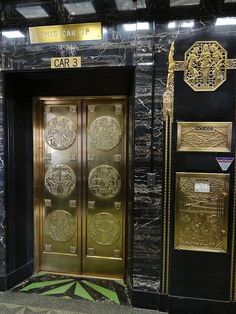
left=45, top=116, right=76, bottom=150
left=45, top=165, right=76, bottom=196
left=88, top=116, right=122, bottom=151
left=88, top=165, right=121, bottom=199
left=45, top=210, right=76, bottom=242
left=89, top=213, right=120, bottom=246
left=184, top=41, right=227, bottom=91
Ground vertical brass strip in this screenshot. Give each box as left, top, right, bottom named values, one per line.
left=81, top=99, right=87, bottom=274
left=231, top=147, right=236, bottom=300
left=166, top=115, right=173, bottom=293
left=161, top=117, right=169, bottom=293
left=77, top=101, right=83, bottom=274
left=162, top=42, right=175, bottom=294
left=122, top=99, right=128, bottom=276
left=33, top=99, right=44, bottom=272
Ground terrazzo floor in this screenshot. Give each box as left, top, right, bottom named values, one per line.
left=11, top=273, right=130, bottom=305
left=5, top=273, right=167, bottom=313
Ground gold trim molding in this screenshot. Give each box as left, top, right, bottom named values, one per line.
left=162, top=41, right=175, bottom=294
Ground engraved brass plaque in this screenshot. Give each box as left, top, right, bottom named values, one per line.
left=29, top=22, right=102, bottom=44
left=175, top=172, right=229, bottom=253
left=177, top=122, right=232, bottom=152
left=51, top=57, right=81, bottom=69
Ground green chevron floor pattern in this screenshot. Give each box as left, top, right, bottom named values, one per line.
left=12, top=273, right=130, bottom=306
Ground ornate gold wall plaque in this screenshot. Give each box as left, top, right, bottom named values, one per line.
left=184, top=41, right=227, bottom=91
left=88, top=165, right=121, bottom=199
left=29, top=22, right=102, bottom=44
left=45, top=165, right=76, bottom=196
left=177, top=122, right=232, bottom=152
left=45, top=210, right=76, bottom=242
left=175, top=173, right=229, bottom=253
left=88, top=116, right=122, bottom=151
left=89, top=213, right=120, bottom=246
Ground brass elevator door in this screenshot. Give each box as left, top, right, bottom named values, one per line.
left=34, top=97, right=126, bottom=279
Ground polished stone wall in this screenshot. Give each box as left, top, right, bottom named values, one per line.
left=0, top=29, right=6, bottom=277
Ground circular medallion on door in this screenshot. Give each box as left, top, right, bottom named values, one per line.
left=88, top=165, right=121, bottom=199
left=89, top=212, right=120, bottom=246
left=45, top=165, right=76, bottom=196
left=88, top=116, right=122, bottom=151
left=45, top=116, right=76, bottom=150
left=45, top=210, right=76, bottom=242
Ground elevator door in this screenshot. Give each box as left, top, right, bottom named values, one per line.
left=34, top=97, right=126, bottom=279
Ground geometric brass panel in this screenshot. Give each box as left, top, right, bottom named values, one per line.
left=184, top=41, right=227, bottom=92
left=175, top=172, right=229, bottom=253
left=177, top=122, right=232, bottom=152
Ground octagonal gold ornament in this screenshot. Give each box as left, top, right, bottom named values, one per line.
left=184, top=41, right=227, bottom=91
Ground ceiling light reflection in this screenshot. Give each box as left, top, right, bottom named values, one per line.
left=64, top=1, right=96, bottom=15
left=215, top=17, right=236, bottom=26
left=16, top=6, right=49, bottom=19
left=170, top=0, right=200, bottom=6
left=3, top=31, right=25, bottom=38
left=124, top=22, right=149, bottom=32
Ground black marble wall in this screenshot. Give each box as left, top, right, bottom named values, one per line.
left=0, top=28, right=6, bottom=278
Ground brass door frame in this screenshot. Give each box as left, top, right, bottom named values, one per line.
left=33, top=96, right=127, bottom=279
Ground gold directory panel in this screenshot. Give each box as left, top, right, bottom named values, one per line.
left=175, top=173, right=229, bottom=253
left=34, top=97, right=126, bottom=278
left=177, top=122, right=232, bottom=152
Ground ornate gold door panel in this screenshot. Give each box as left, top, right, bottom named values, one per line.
left=82, top=99, right=125, bottom=277
left=34, top=97, right=126, bottom=278
left=175, top=172, right=229, bottom=253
